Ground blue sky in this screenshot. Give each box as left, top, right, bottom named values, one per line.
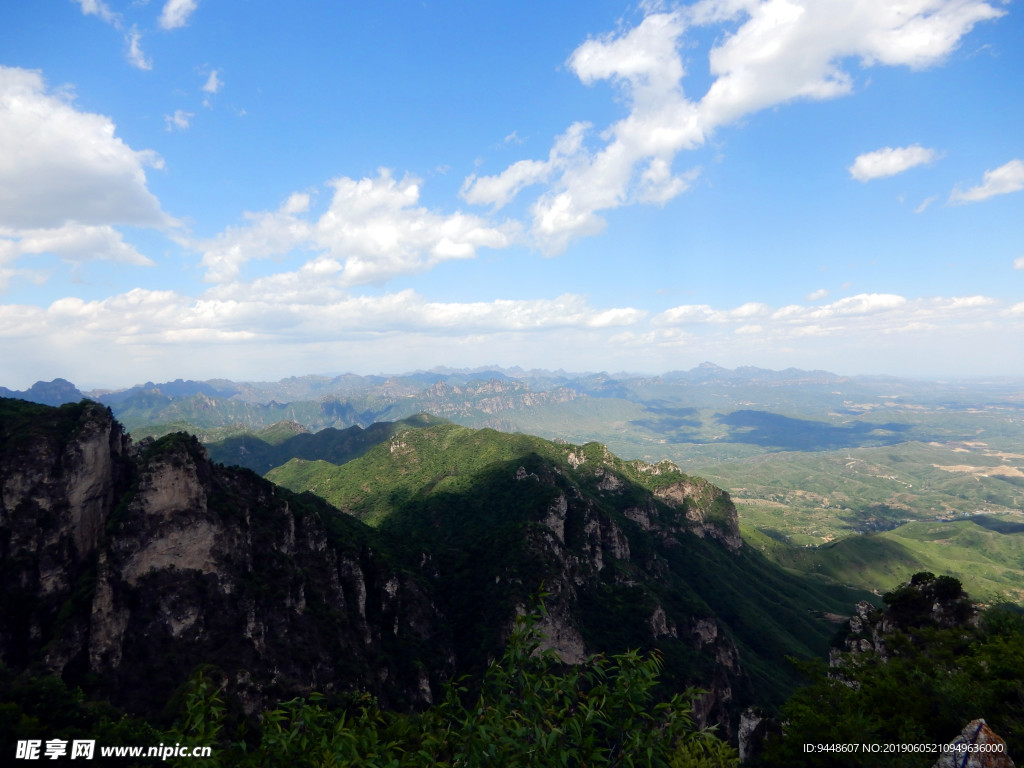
left=1, top=0, right=1022, bottom=389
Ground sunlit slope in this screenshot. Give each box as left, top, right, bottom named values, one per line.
left=205, top=414, right=447, bottom=474
left=267, top=422, right=873, bottom=707
left=745, top=516, right=1024, bottom=604
left=266, top=422, right=724, bottom=527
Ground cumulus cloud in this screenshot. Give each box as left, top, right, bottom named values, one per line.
left=1015, top=256, right=1024, bottom=270
left=0, top=67, right=171, bottom=291
left=0, top=224, right=153, bottom=267
left=197, top=170, right=516, bottom=286
left=849, top=145, right=936, bottom=182
left=949, top=159, right=1024, bottom=204
left=462, top=0, right=1002, bottom=254
left=0, top=287, right=643, bottom=349
left=200, top=68, right=223, bottom=106
left=316, top=170, right=517, bottom=284
left=7, top=284, right=1010, bottom=386
left=530, top=12, right=702, bottom=253
left=461, top=123, right=590, bottom=210
left=196, top=193, right=313, bottom=283
left=202, top=69, right=222, bottom=94
left=0, top=282, right=656, bottom=386
left=695, top=0, right=1002, bottom=129
left=657, top=301, right=773, bottom=325
left=0, top=66, right=167, bottom=230
left=806, top=288, right=828, bottom=301
left=159, top=0, right=200, bottom=30
left=655, top=293, right=1002, bottom=343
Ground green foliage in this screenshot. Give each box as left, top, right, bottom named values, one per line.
left=168, top=606, right=738, bottom=767
left=0, top=397, right=93, bottom=465
left=266, top=421, right=868, bottom=710
left=760, top=602, right=1024, bottom=768
left=0, top=666, right=166, bottom=766
left=746, top=513, right=1024, bottom=604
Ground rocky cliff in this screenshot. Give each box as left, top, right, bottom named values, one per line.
left=1, top=399, right=451, bottom=717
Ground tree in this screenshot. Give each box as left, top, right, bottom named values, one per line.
left=170, top=605, right=738, bottom=767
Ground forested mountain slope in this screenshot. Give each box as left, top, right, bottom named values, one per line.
left=0, top=397, right=868, bottom=734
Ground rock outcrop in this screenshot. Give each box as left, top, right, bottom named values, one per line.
left=932, top=720, right=1015, bottom=768
left=1, top=400, right=451, bottom=717
left=833, top=571, right=978, bottom=664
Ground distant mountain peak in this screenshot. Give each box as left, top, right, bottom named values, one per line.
left=0, top=378, right=84, bottom=406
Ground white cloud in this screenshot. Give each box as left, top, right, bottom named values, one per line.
left=526, top=12, right=702, bottom=253
left=73, top=0, right=120, bottom=27
left=949, top=159, right=1024, bottom=204
left=0, top=223, right=153, bottom=267
left=125, top=27, right=152, bottom=70
left=696, top=0, right=1004, bottom=130
left=196, top=193, right=313, bottom=283
left=164, top=109, right=194, bottom=131
left=914, top=195, right=938, bottom=214
left=159, top=0, right=200, bottom=30
left=0, top=67, right=170, bottom=292
left=317, top=170, right=518, bottom=285
left=758, top=293, right=993, bottom=328
left=195, top=171, right=516, bottom=286
left=202, top=69, right=222, bottom=95
left=849, top=145, right=936, bottom=182
left=0, top=283, right=655, bottom=387
left=464, top=0, right=1002, bottom=254
left=0, top=66, right=167, bottom=230
left=1014, top=256, right=1024, bottom=271
left=805, top=288, right=828, bottom=301
left=0, top=288, right=643, bottom=346
left=461, top=122, right=589, bottom=210
left=657, top=301, right=772, bottom=325
left=0, top=283, right=1017, bottom=385
left=643, top=292, right=1008, bottom=376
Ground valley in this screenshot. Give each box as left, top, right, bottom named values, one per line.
left=3, top=365, right=1024, bottom=763
left=7, top=366, right=1023, bottom=606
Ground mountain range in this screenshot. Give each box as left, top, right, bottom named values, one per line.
left=7, top=365, right=1024, bottom=602
left=0, top=396, right=868, bottom=738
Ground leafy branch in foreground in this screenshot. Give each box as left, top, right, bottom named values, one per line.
left=169, top=605, right=737, bottom=767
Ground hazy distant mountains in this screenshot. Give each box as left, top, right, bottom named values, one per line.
left=0, top=377, right=83, bottom=406
left=7, top=364, right=1023, bottom=460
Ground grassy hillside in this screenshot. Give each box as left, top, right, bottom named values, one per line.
left=744, top=515, right=1024, bottom=604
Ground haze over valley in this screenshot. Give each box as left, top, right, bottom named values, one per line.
left=6, top=363, right=1024, bottom=605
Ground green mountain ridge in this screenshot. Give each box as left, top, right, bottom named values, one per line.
left=0, top=397, right=876, bottom=739
left=205, top=413, right=448, bottom=474
left=263, top=421, right=873, bottom=715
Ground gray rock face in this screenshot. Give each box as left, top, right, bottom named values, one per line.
left=833, top=574, right=978, bottom=666
left=653, top=479, right=743, bottom=552
left=1, top=401, right=450, bottom=716
left=504, top=459, right=747, bottom=733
